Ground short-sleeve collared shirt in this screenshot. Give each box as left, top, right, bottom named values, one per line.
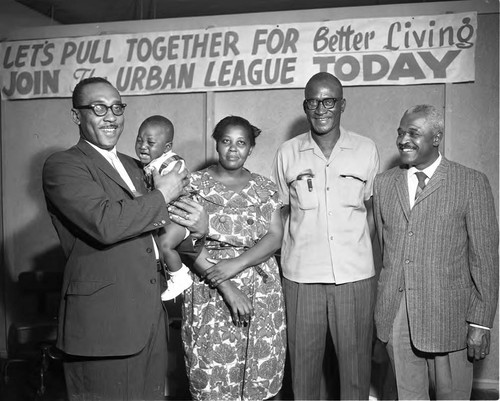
left=271, top=127, right=379, bottom=284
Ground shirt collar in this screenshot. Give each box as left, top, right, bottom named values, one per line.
left=299, top=126, right=350, bottom=151
left=85, top=140, right=118, bottom=160
left=408, top=153, right=442, bottom=179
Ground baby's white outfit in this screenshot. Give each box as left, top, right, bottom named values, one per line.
left=143, top=150, right=193, bottom=301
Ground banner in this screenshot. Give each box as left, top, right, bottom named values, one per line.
left=0, top=12, right=476, bottom=99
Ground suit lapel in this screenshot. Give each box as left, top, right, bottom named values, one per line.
left=76, top=139, right=136, bottom=197
left=413, top=157, right=448, bottom=208
left=394, top=168, right=411, bottom=221
left=119, top=153, right=147, bottom=196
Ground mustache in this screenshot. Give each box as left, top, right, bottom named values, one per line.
left=398, top=144, right=417, bottom=150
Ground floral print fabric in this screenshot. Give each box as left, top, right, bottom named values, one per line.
left=182, top=167, right=286, bottom=401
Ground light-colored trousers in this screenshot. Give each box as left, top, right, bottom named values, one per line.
left=386, top=295, right=473, bottom=400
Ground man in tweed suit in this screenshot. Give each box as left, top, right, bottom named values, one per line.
left=373, top=104, right=498, bottom=399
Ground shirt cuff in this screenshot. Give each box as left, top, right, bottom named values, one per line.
left=469, top=323, right=490, bottom=330
left=184, top=228, right=204, bottom=248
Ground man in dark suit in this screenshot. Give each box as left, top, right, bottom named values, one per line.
left=42, top=77, right=208, bottom=400
left=373, top=104, right=498, bottom=399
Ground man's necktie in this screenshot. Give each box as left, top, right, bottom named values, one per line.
left=414, top=171, right=427, bottom=200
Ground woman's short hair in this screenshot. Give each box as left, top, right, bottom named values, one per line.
left=212, top=116, right=261, bottom=147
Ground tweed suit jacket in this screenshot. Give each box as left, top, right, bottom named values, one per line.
left=42, top=138, right=200, bottom=357
left=373, top=157, right=498, bottom=353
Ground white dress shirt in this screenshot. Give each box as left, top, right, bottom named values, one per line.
left=407, top=153, right=441, bottom=209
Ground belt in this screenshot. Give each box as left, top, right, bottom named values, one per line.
left=204, top=241, right=269, bottom=283
left=205, top=240, right=250, bottom=251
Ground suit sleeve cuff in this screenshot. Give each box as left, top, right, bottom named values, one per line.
left=469, top=323, right=490, bottom=330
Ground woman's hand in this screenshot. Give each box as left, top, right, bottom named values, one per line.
left=168, top=197, right=208, bottom=239
left=217, top=281, right=253, bottom=327
left=203, top=258, right=243, bottom=287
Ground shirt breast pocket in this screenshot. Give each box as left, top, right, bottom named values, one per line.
left=338, top=173, right=367, bottom=207
left=291, top=178, right=318, bottom=210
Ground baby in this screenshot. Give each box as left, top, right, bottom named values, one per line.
left=135, top=115, right=193, bottom=300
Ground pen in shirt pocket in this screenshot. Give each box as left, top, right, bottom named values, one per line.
left=297, top=171, right=314, bottom=192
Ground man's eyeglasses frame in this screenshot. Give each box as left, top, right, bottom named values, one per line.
left=303, top=97, right=343, bottom=111
left=73, top=103, right=127, bottom=117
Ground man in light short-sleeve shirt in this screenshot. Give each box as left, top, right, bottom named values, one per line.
left=271, top=72, right=379, bottom=400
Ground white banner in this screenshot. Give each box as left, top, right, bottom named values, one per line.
left=0, top=12, right=476, bottom=99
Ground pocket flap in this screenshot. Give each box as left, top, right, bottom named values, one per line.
left=66, top=280, right=115, bottom=296
left=339, top=173, right=367, bottom=183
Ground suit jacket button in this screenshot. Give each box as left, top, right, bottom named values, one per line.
left=146, top=248, right=153, bottom=253
left=398, top=287, right=404, bottom=292
left=150, top=278, right=157, bottom=284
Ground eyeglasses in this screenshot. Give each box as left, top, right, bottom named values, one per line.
left=74, top=103, right=127, bottom=116
left=303, top=98, right=342, bottom=110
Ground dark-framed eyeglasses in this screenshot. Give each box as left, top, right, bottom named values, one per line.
left=303, top=97, right=342, bottom=110
left=74, top=103, right=127, bottom=117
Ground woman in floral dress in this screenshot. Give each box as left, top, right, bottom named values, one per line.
left=182, top=116, right=286, bottom=400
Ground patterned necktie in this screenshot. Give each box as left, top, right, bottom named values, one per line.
left=414, top=171, right=427, bottom=200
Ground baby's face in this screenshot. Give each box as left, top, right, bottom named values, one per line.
left=135, top=125, right=171, bottom=165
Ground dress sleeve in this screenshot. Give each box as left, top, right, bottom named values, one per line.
left=268, top=186, right=283, bottom=213
left=255, top=174, right=283, bottom=214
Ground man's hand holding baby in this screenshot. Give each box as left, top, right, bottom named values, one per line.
left=152, top=162, right=188, bottom=204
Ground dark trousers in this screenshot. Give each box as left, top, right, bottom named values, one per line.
left=283, top=276, right=376, bottom=400
left=63, top=308, right=168, bottom=401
